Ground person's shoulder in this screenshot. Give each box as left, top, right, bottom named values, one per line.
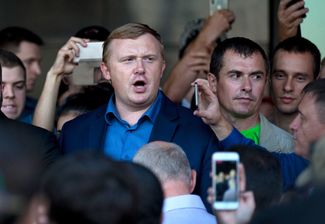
left=63, top=105, right=106, bottom=129
left=260, top=114, right=290, bottom=136
left=4, top=116, right=52, bottom=136
left=161, top=95, right=205, bottom=125
left=260, top=113, right=294, bottom=152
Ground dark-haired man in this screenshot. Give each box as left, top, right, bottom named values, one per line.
left=206, top=37, right=294, bottom=153
left=0, top=50, right=26, bottom=120
left=0, top=26, right=44, bottom=123
left=270, top=37, right=320, bottom=133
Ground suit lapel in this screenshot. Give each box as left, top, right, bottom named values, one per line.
left=149, top=95, right=179, bottom=142
left=89, top=106, right=107, bottom=151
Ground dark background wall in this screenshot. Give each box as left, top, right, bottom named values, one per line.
left=0, top=0, right=270, bottom=98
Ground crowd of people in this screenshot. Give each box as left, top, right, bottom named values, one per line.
left=1, top=0, right=325, bottom=223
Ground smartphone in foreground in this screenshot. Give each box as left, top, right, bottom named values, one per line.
left=212, top=152, right=239, bottom=210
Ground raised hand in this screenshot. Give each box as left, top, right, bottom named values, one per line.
left=193, top=76, right=233, bottom=140
left=278, top=0, right=308, bottom=41
left=49, top=37, right=89, bottom=77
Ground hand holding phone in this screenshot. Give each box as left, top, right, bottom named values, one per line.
left=72, top=42, right=104, bottom=85
left=212, top=152, right=239, bottom=210
left=285, top=0, right=306, bottom=18
left=73, top=42, right=103, bottom=63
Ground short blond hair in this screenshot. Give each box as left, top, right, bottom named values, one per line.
left=102, top=23, right=164, bottom=63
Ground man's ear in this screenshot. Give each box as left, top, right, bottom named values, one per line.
left=100, top=62, right=111, bottom=82
left=160, top=60, right=166, bottom=79
left=189, top=170, right=197, bottom=193
left=207, top=73, right=217, bottom=93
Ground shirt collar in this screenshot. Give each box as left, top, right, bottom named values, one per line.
left=105, top=90, right=163, bottom=125
left=163, top=195, right=207, bottom=212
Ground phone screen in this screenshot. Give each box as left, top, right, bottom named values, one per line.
left=210, top=0, right=229, bottom=15
left=214, top=160, right=238, bottom=203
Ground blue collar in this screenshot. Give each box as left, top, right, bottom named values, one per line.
left=105, top=90, right=163, bottom=126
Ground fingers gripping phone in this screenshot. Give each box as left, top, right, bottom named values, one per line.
left=285, top=0, right=306, bottom=18
left=212, top=152, right=239, bottom=210
left=72, top=42, right=104, bottom=85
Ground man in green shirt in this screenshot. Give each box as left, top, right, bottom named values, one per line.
left=207, top=37, right=293, bottom=153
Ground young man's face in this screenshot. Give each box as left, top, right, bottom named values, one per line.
left=16, top=41, right=42, bottom=92
left=1, top=66, right=26, bottom=119
left=271, top=51, right=315, bottom=115
left=290, top=93, right=325, bottom=158
left=216, top=50, right=267, bottom=119
left=100, top=34, right=165, bottom=111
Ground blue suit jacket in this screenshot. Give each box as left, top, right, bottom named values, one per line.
left=60, top=94, right=220, bottom=209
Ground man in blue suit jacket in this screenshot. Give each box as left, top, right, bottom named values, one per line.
left=59, top=23, right=235, bottom=209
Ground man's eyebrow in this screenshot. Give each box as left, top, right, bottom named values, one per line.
left=227, top=70, right=243, bottom=74
left=250, top=71, right=265, bottom=76
left=272, top=69, right=286, bottom=74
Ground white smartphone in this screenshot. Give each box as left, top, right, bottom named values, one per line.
left=212, top=152, right=239, bottom=210
left=72, top=42, right=104, bottom=85
left=209, top=0, right=229, bottom=15
left=73, top=41, right=103, bottom=63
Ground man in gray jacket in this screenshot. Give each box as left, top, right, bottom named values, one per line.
left=206, top=37, right=293, bottom=153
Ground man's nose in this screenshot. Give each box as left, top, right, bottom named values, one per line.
left=241, top=77, right=252, bottom=92
left=135, top=59, right=145, bottom=74
left=3, top=85, right=14, bottom=98
left=31, top=62, right=42, bottom=77
left=289, top=114, right=300, bottom=133
left=284, top=77, right=293, bottom=93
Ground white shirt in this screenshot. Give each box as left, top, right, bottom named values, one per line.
left=163, top=194, right=217, bottom=224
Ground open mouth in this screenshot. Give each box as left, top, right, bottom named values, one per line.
left=134, top=80, right=146, bottom=87
left=133, top=80, right=147, bottom=93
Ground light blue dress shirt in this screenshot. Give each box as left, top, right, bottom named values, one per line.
left=163, top=194, right=217, bottom=224
left=104, top=91, right=162, bottom=160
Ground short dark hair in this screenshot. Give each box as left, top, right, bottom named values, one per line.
left=124, top=162, right=163, bottom=224
left=74, top=25, right=110, bottom=41
left=229, top=145, right=282, bottom=213
left=57, top=83, right=113, bottom=118
left=302, top=79, right=325, bottom=123
left=272, top=37, right=321, bottom=79
left=103, top=23, right=164, bottom=63
left=0, top=49, right=26, bottom=80
left=210, top=37, right=269, bottom=78
left=41, top=152, right=138, bottom=224
left=0, top=27, right=43, bottom=53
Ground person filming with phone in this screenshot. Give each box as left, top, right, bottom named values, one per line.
left=134, top=141, right=217, bottom=224
left=163, top=1, right=235, bottom=108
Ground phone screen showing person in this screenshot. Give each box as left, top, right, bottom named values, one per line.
left=212, top=152, right=239, bottom=210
